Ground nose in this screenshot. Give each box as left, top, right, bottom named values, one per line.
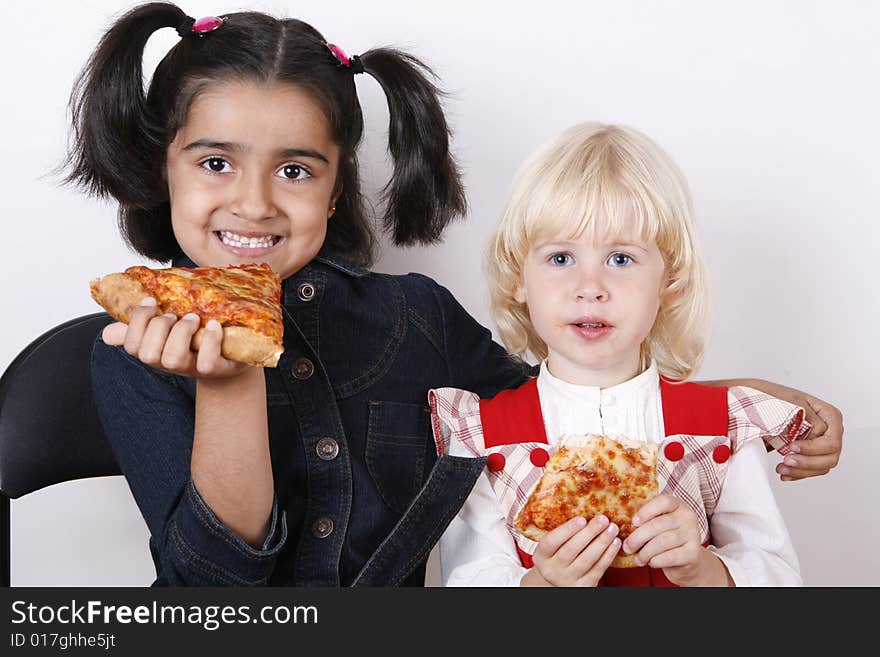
left=228, top=171, right=277, bottom=222
left=575, top=265, right=608, bottom=302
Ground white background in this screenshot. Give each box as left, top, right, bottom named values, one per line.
left=2, top=0, right=877, bottom=586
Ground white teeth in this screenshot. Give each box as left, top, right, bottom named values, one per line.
left=580, top=323, right=604, bottom=328
left=218, top=231, right=279, bottom=249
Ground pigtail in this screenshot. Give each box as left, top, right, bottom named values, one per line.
left=358, top=49, right=467, bottom=245
left=64, top=2, right=187, bottom=207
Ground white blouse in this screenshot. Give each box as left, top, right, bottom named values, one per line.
left=439, top=361, right=802, bottom=587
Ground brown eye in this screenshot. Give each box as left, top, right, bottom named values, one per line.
left=276, top=164, right=310, bottom=181
left=201, top=157, right=230, bottom=173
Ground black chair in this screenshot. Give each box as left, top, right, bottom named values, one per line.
left=0, top=313, right=119, bottom=586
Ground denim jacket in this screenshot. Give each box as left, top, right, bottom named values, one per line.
left=91, top=248, right=531, bottom=586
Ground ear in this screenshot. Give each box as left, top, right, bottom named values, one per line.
left=329, top=180, right=343, bottom=218
left=513, top=282, right=527, bottom=304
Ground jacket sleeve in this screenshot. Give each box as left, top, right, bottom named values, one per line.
left=91, top=339, right=287, bottom=586
left=427, top=279, right=533, bottom=396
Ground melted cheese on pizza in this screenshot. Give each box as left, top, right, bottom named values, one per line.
left=125, top=263, right=283, bottom=341
left=514, top=434, right=658, bottom=541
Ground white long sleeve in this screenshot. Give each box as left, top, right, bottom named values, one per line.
left=707, top=438, right=801, bottom=586
left=440, top=469, right=528, bottom=587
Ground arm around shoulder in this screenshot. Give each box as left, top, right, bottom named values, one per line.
left=703, top=376, right=843, bottom=481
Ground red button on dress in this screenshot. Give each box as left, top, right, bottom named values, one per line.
left=664, top=441, right=685, bottom=462
left=486, top=452, right=506, bottom=472
left=530, top=447, right=549, bottom=467
left=713, top=445, right=731, bottom=464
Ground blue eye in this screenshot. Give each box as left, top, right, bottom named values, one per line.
left=200, top=157, right=232, bottom=173
left=608, top=252, right=632, bottom=267
left=276, top=164, right=310, bottom=181
left=549, top=253, right=573, bottom=266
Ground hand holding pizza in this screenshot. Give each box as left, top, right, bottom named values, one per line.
left=102, top=297, right=249, bottom=379
left=621, top=494, right=732, bottom=587
left=521, top=515, right=622, bottom=587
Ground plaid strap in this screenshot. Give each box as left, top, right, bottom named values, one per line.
left=728, top=386, right=811, bottom=455
left=428, top=387, right=485, bottom=456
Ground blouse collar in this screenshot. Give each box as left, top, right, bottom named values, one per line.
left=538, top=359, right=659, bottom=402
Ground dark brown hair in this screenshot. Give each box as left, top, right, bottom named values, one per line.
left=64, top=2, right=466, bottom=266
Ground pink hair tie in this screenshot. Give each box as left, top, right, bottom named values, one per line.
left=327, top=43, right=365, bottom=74
left=176, top=15, right=226, bottom=38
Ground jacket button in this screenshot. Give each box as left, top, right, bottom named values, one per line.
left=316, top=437, right=339, bottom=461
left=298, top=282, right=316, bottom=301
left=713, top=445, right=731, bottom=464
left=486, top=452, right=506, bottom=472
left=530, top=447, right=549, bottom=467
left=291, top=357, right=314, bottom=380
left=312, top=517, right=334, bottom=539
left=664, top=441, right=685, bottom=461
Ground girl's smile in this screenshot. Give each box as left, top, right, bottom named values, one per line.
left=214, top=230, right=285, bottom=257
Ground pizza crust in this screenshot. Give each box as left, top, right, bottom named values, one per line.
left=610, top=553, right=639, bottom=569
left=89, top=273, right=149, bottom=324
left=90, top=273, right=283, bottom=368
left=191, top=326, right=282, bottom=368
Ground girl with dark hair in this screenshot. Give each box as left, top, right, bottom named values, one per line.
left=69, top=3, right=841, bottom=586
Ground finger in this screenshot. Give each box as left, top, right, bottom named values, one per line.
left=567, top=522, right=620, bottom=573
left=160, top=313, right=201, bottom=371
left=101, top=322, right=128, bottom=346
left=637, top=528, right=693, bottom=566
left=631, top=494, right=678, bottom=527
left=536, top=517, right=590, bottom=557
left=623, top=512, right=680, bottom=555
left=554, top=515, right=613, bottom=563
left=778, top=451, right=838, bottom=474
left=195, top=319, right=230, bottom=375
left=556, top=517, right=617, bottom=564
left=803, top=397, right=843, bottom=442
left=789, top=435, right=840, bottom=457
left=645, top=544, right=695, bottom=570
left=800, top=402, right=828, bottom=438
left=122, top=298, right=158, bottom=355
left=138, top=314, right=178, bottom=366
left=776, top=461, right=832, bottom=481
left=575, top=537, right=622, bottom=587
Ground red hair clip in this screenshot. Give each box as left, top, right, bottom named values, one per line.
left=327, top=43, right=365, bottom=74
left=192, top=16, right=225, bottom=34
left=176, top=15, right=225, bottom=38
left=327, top=43, right=352, bottom=67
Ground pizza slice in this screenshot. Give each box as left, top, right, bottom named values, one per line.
left=513, top=434, right=658, bottom=568
left=90, top=263, right=284, bottom=368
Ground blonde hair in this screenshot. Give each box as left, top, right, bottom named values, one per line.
left=488, top=123, right=710, bottom=381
